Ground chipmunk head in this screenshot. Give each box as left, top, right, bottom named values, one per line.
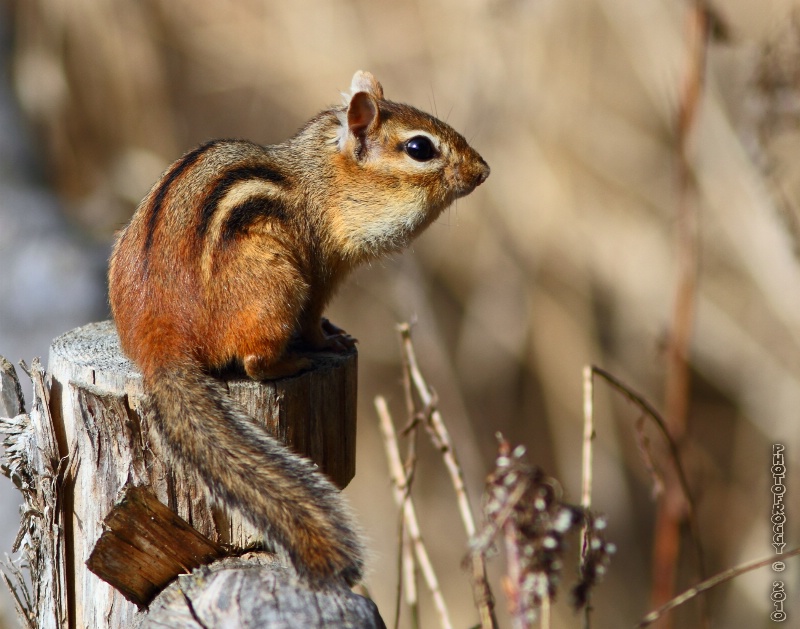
left=328, top=70, right=490, bottom=262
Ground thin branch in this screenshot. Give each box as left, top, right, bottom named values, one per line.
left=503, top=507, right=523, bottom=629
left=391, top=506, right=405, bottom=629
left=397, top=323, right=497, bottom=629
left=590, top=367, right=706, bottom=581
left=580, top=365, right=595, bottom=629
left=541, top=594, right=551, bottom=629
left=402, top=526, right=420, bottom=629
left=375, top=395, right=453, bottom=629
left=636, top=547, right=800, bottom=627
left=398, top=322, right=420, bottom=486
left=656, top=1, right=710, bottom=624
left=581, top=365, right=595, bottom=512
left=633, top=417, right=666, bottom=499
left=398, top=323, right=477, bottom=536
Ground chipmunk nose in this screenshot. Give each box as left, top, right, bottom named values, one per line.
left=451, top=152, right=490, bottom=197
left=474, top=156, right=490, bottom=186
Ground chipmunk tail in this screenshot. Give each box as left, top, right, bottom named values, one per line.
left=144, top=361, right=364, bottom=586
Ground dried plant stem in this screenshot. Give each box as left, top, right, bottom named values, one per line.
left=391, top=512, right=419, bottom=629
left=590, top=367, right=706, bottom=583
left=402, top=527, right=420, bottom=629
left=503, top=514, right=523, bottom=629
left=494, top=477, right=554, bottom=629
left=397, top=323, right=497, bottom=629
left=540, top=594, right=551, bottom=629
left=398, top=324, right=476, bottom=536
left=637, top=547, right=800, bottom=628
left=580, top=365, right=595, bottom=628
left=376, top=395, right=453, bottom=629
left=656, top=2, right=709, bottom=625
left=472, top=478, right=530, bottom=560
left=581, top=365, right=595, bottom=512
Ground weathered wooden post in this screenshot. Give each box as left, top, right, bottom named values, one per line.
left=0, top=321, right=383, bottom=628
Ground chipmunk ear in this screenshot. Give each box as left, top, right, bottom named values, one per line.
left=342, top=71, right=383, bottom=157
left=350, top=70, right=384, bottom=100
left=347, top=90, right=379, bottom=140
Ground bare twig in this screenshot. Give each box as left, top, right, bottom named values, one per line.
left=390, top=506, right=405, bottom=629
left=398, top=323, right=477, bottom=537
left=657, top=2, right=710, bottom=625
left=375, top=395, right=453, bottom=629
left=637, top=547, right=800, bottom=627
left=402, top=526, right=420, bottom=629
left=581, top=365, right=594, bottom=512
left=503, top=504, right=523, bottom=629
left=580, top=365, right=595, bottom=628
left=590, top=367, right=705, bottom=583
left=471, top=471, right=529, bottom=558
left=397, top=323, right=497, bottom=629
left=633, top=416, right=666, bottom=499
left=398, top=322, right=420, bottom=486
left=541, top=594, right=551, bottom=629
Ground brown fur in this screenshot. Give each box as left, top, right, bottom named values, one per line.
left=108, top=71, right=489, bottom=585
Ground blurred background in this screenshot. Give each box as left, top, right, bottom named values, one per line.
left=1, top=0, right=799, bottom=627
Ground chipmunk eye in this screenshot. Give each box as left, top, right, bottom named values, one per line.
left=404, top=136, right=437, bottom=162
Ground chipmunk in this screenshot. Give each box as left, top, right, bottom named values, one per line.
left=108, top=70, right=489, bottom=587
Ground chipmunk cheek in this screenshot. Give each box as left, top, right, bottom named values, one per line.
left=444, top=162, right=477, bottom=197
left=443, top=163, right=463, bottom=191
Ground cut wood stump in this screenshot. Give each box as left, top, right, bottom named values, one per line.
left=0, top=321, right=382, bottom=628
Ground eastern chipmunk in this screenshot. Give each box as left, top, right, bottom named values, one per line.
left=108, top=71, right=489, bottom=586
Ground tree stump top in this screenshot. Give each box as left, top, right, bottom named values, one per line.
left=50, top=320, right=140, bottom=393
left=49, top=320, right=358, bottom=487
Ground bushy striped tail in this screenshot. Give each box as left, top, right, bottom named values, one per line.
left=145, top=362, right=364, bottom=586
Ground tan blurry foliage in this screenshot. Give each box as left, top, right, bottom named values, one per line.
left=7, top=0, right=800, bottom=627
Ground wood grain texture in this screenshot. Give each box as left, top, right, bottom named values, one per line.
left=86, top=485, right=226, bottom=607
left=0, top=356, right=25, bottom=418
left=138, top=554, right=385, bottom=629
left=0, top=358, right=68, bottom=629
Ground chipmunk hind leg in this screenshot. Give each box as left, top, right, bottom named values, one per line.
left=212, top=239, right=315, bottom=380
left=244, top=353, right=312, bottom=380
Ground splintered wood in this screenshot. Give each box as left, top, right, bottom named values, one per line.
left=0, top=358, right=67, bottom=629
left=86, top=485, right=225, bottom=607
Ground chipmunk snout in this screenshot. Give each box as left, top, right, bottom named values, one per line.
left=450, top=155, right=490, bottom=198
left=465, top=154, right=490, bottom=191
left=475, top=157, right=490, bottom=186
